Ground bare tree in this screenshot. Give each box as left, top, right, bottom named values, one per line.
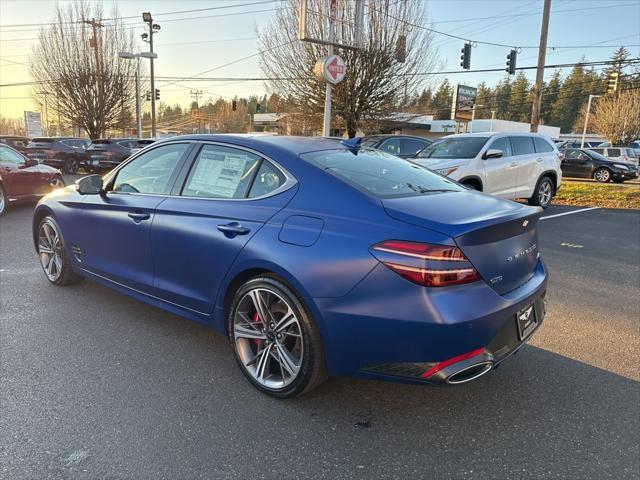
left=591, top=89, right=640, bottom=145
left=30, top=1, right=137, bottom=139
left=258, top=0, right=439, bottom=137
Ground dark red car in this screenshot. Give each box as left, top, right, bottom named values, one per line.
left=0, top=144, right=64, bottom=215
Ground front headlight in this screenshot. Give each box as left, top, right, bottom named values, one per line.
left=613, top=164, right=629, bottom=170
left=435, top=166, right=459, bottom=176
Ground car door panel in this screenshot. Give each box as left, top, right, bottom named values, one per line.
left=78, top=194, right=164, bottom=293
left=482, top=137, right=516, bottom=198
left=151, top=191, right=296, bottom=314
left=77, top=142, right=193, bottom=293
left=150, top=143, right=297, bottom=314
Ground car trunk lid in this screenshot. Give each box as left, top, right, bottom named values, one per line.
left=382, top=191, right=541, bottom=295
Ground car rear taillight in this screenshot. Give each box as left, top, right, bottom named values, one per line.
left=371, top=240, right=479, bottom=287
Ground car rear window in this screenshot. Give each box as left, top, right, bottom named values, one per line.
left=607, top=148, right=621, bottom=157
left=301, top=148, right=464, bottom=198
left=533, top=137, right=554, bottom=153
left=511, top=136, right=536, bottom=155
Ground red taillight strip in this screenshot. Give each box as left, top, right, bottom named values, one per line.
left=421, top=347, right=486, bottom=379
left=372, top=245, right=466, bottom=261
left=384, top=263, right=476, bottom=276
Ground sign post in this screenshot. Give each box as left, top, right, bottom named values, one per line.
left=450, top=84, right=477, bottom=132
left=23, top=111, right=43, bottom=138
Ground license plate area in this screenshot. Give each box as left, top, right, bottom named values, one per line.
left=516, top=303, right=538, bottom=340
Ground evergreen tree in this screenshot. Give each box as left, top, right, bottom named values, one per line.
left=431, top=79, right=452, bottom=119
left=541, top=70, right=561, bottom=125
left=474, top=82, right=492, bottom=119
left=493, top=76, right=513, bottom=120
left=551, top=62, right=588, bottom=132
left=509, top=72, right=531, bottom=122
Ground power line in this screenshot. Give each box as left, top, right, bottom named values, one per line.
left=0, top=1, right=280, bottom=29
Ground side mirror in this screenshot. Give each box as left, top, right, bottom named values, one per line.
left=23, top=158, right=37, bottom=167
left=484, top=149, right=503, bottom=159
left=76, top=174, right=103, bottom=195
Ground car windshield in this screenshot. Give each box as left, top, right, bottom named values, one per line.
left=301, top=148, right=464, bottom=198
left=415, top=136, right=489, bottom=160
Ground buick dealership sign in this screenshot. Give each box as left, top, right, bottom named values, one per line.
left=314, top=54, right=346, bottom=84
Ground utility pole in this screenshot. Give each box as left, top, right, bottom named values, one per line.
left=322, top=3, right=336, bottom=137
left=191, top=90, right=203, bottom=133
left=530, top=0, right=551, bottom=133
left=84, top=18, right=104, bottom=137
left=142, top=12, right=160, bottom=138
left=580, top=94, right=600, bottom=148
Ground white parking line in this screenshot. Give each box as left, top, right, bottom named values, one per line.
left=540, top=206, right=599, bottom=220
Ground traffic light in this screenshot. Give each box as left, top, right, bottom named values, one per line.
left=145, top=91, right=151, bottom=101
left=232, top=100, right=237, bottom=111
left=460, top=43, right=471, bottom=70
left=506, top=49, right=517, bottom=75
left=256, top=103, right=262, bottom=113
left=155, top=88, right=160, bottom=100
left=606, top=71, right=619, bottom=94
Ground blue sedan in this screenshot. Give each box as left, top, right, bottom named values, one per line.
left=32, top=135, right=547, bottom=398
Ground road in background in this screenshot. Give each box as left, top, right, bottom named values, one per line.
left=1, top=203, right=638, bottom=479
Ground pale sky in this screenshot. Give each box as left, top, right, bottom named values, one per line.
left=1, top=0, right=639, bottom=119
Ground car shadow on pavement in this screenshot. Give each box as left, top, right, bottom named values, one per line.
left=3, top=251, right=639, bottom=479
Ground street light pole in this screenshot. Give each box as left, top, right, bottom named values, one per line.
left=581, top=94, right=600, bottom=148
left=119, top=51, right=156, bottom=138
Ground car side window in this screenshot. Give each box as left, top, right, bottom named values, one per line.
left=608, top=148, right=620, bottom=157
left=487, top=137, right=512, bottom=157
left=181, top=144, right=261, bottom=199
left=248, top=160, right=285, bottom=198
left=565, top=150, right=581, bottom=160
left=111, top=143, right=189, bottom=195
left=511, top=136, right=535, bottom=156
left=379, top=138, right=401, bottom=155
left=0, top=145, right=25, bottom=164
left=590, top=148, right=604, bottom=155
left=533, top=137, right=554, bottom=153
left=400, top=138, right=429, bottom=156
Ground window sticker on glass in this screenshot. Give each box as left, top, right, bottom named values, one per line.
left=184, top=146, right=260, bottom=199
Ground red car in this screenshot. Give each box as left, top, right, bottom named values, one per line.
left=0, top=144, right=64, bottom=215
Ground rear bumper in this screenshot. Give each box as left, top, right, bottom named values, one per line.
left=314, top=258, right=548, bottom=383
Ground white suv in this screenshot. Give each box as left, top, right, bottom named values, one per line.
left=412, top=132, right=562, bottom=208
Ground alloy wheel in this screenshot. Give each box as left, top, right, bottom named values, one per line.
left=38, top=220, right=63, bottom=282
left=66, top=159, right=79, bottom=174
left=538, top=180, right=552, bottom=207
left=233, top=287, right=304, bottom=390
left=594, top=168, right=610, bottom=183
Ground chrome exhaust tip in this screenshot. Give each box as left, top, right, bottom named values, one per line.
left=446, top=361, right=493, bottom=384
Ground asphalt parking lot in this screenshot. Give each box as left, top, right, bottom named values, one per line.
left=1, top=191, right=639, bottom=479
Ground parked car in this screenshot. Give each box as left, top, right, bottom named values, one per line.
left=0, top=135, right=31, bottom=154
left=588, top=146, right=639, bottom=167
left=412, top=132, right=562, bottom=208
left=33, top=134, right=547, bottom=398
left=25, top=137, right=90, bottom=174
left=562, top=148, right=638, bottom=183
left=0, top=144, right=64, bottom=215
left=359, top=134, right=433, bottom=158
left=85, top=138, right=155, bottom=172
left=556, top=140, right=602, bottom=150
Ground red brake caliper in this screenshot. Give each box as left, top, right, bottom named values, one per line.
left=251, top=312, right=262, bottom=350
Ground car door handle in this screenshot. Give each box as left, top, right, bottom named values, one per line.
left=127, top=211, right=150, bottom=222
left=510, top=162, right=518, bottom=167
left=217, top=222, right=251, bottom=237
left=536, top=157, right=544, bottom=163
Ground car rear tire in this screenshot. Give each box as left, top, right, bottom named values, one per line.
left=528, top=176, right=554, bottom=208
left=0, top=183, right=6, bottom=216
left=227, top=276, right=327, bottom=398
left=37, top=216, right=83, bottom=286
left=64, top=157, right=79, bottom=174
left=593, top=168, right=611, bottom=183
